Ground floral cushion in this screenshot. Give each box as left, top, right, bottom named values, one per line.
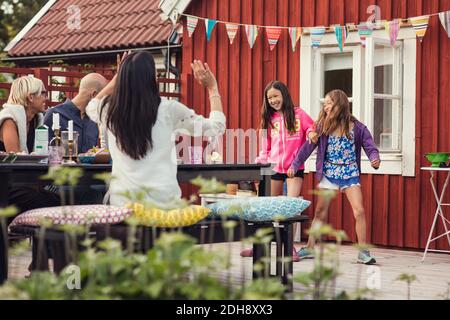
left=9, top=205, right=133, bottom=227
left=206, top=196, right=311, bottom=222
left=129, top=203, right=210, bottom=228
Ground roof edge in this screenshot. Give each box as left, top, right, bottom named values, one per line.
left=159, top=0, right=193, bottom=23
left=3, top=44, right=183, bottom=62
left=4, top=0, right=58, bottom=52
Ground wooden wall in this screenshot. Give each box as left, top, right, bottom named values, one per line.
left=180, top=0, right=450, bottom=250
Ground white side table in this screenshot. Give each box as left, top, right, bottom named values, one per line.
left=421, top=167, right=450, bottom=261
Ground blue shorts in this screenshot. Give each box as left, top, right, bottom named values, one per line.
left=318, top=176, right=361, bottom=192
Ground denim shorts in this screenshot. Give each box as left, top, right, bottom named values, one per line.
left=317, top=176, right=361, bottom=192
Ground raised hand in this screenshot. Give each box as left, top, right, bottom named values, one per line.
left=191, top=60, right=218, bottom=91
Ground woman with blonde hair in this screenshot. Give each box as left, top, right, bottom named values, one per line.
left=0, top=76, right=48, bottom=153
left=0, top=76, right=59, bottom=223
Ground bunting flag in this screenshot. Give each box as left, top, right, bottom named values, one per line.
left=334, top=25, right=348, bottom=52
left=186, top=16, right=198, bottom=38
left=311, top=27, right=326, bottom=48
left=225, top=23, right=239, bottom=44
left=385, top=19, right=400, bottom=45
left=245, top=25, right=258, bottom=49
left=358, top=23, right=373, bottom=48
left=289, top=27, right=302, bottom=52
left=439, top=11, right=450, bottom=38
left=410, top=15, right=430, bottom=42
left=205, top=19, right=217, bottom=41
left=266, top=27, right=282, bottom=51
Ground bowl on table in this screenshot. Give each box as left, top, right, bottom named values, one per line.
left=424, top=152, right=450, bottom=167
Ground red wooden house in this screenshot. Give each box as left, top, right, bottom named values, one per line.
left=166, top=0, right=450, bottom=251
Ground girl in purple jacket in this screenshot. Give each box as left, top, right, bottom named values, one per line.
left=288, top=90, right=380, bottom=265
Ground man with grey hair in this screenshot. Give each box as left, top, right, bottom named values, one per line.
left=44, top=73, right=108, bottom=153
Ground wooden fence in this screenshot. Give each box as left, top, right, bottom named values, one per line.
left=0, top=66, right=181, bottom=107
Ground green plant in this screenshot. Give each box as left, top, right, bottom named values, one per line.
left=395, top=273, right=418, bottom=300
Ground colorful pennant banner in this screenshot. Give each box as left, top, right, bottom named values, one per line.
left=440, top=11, right=450, bottom=38
left=410, top=15, right=430, bottom=42
left=266, top=27, right=282, bottom=51
left=335, top=25, right=349, bottom=52
left=205, top=19, right=217, bottom=41
left=186, top=16, right=198, bottom=38
left=385, top=19, right=400, bottom=45
left=225, top=23, right=239, bottom=44
left=289, top=27, right=302, bottom=52
left=183, top=10, right=449, bottom=50
left=311, top=27, right=326, bottom=48
left=358, top=23, right=373, bottom=48
left=245, top=25, right=258, bottom=49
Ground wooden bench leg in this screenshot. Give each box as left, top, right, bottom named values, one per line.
left=30, top=237, right=50, bottom=272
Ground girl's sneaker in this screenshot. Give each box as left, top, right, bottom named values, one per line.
left=357, top=249, right=376, bottom=265
left=297, top=247, right=315, bottom=260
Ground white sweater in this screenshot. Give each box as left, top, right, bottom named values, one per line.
left=86, top=98, right=226, bottom=207
left=0, top=104, right=44, bottom=153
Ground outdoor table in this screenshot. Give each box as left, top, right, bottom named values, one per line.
left=0, top=162, right=272, bottom=285
left=420, top=167, right=450, bottom=262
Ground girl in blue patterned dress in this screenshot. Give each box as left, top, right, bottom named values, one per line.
left=288, top=90, right=381, bottom=264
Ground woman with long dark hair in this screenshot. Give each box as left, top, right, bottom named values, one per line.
left=87, top=51, right=226, bottom=207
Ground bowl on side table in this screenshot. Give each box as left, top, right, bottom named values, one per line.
left=424, top=152, right=450, bottom=167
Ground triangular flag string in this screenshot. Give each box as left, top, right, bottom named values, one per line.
left=311, top=27, right=326, bottom=48
left=266, top=27, right=282, bottom=51
left=225, top=23, right=239, bottom=44
left=289, top=27, right=302, bottom=52
left=385, top=19, right=400, bottom=45
left=181, top=11, right=449, bottom=49
left=245, top=25, right=258, bottom=49
left=439, top=11, right=450, bottom=38
left=334, top=25, right=348, bottom=52
left=186, top=16, right=198, bottom=38
left=411, top=15, right=430, bottom=42
left=358, top=23, right=373, bottom=48
left=205, top=19, right=217, bottom=41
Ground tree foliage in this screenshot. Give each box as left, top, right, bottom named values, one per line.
left=0, top=0, right=47, bottom=51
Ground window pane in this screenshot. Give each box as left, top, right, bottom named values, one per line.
left=374, top=44, right=394, bottom=95
left=324, top=69, right=353, bottom=97
left=375, top=65, right=393, bottom=95
left=373, top=99, right=396, bottom=149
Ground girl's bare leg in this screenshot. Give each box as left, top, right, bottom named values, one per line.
left=271, top=179, right=284, bottom=196
left=343, top=185, right=367, bottom=244
left=306, top=194, right=332, bottom=248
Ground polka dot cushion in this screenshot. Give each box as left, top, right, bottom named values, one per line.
left=9, top=205, right=133, bottom=227
left=206, top=196, right=311, bottom=222
left=129, top=203, right=210, bottom=228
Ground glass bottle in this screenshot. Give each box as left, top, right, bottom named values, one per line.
left=48, top=128, right=63, bottom=165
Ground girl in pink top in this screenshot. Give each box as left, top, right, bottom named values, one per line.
left=241, top=81, right=315, bottom=261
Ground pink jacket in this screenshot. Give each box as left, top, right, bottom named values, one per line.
left=256, top=107, right=314, bottom=173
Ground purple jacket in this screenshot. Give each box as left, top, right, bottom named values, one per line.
left=291, top=120, right=380, bottom=180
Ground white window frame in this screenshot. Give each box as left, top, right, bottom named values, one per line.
left=300, top=27, right=416, bottom=177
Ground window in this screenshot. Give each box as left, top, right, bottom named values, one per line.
left=300, top=28, right=417, bottom=176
